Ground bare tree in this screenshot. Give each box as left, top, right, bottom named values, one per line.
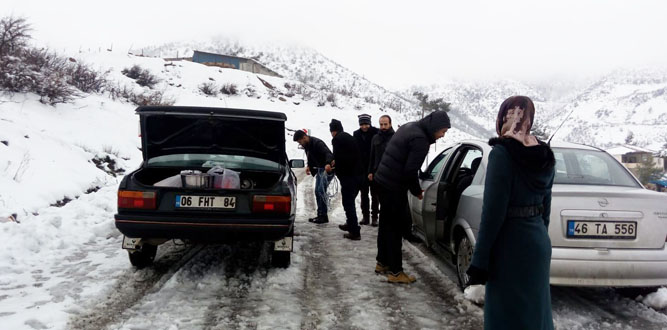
left=0, top=16, right=31, bottom=57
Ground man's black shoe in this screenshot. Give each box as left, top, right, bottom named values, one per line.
left=344, top=233, right=361, bottom=240
left=308, top=216, right=320, bottom=223
left=338, top=224, right=349, bottom=231
left=312, top=216, right=329, bottom=224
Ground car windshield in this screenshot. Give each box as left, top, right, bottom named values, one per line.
left=552, top=148, right=640, bottom=187
left=147, top=154, right=281, bottom=171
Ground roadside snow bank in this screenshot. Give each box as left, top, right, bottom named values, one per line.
left=643, top=287, right=667, bottom=310
left=464, top=284, right=485, bottom=305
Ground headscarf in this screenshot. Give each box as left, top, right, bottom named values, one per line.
left=496, top=96, right=539, bottom=147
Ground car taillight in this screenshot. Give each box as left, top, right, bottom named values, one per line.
left=118, top=191, right=157, bottom=209
left=253, top=195, right=291, bottom=214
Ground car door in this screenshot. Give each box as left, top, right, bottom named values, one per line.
left=434, top=147, right=483, bottom=245
left=418, top=147, right=454, bottom=245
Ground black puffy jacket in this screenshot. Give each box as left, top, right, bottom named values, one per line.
left=374, top=111, right=451, bottom=196
left=332, top=131, right=364, bottom=177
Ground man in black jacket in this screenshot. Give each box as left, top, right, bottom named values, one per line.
left=329, top=119, right=364, bottom=240
left=374, top=111, right=451, bottom=283
left=367, top=114, right=394, bottom=227
left=294, top=130, right=334, bottom=224
left=354, top=114, right=379, bottom=226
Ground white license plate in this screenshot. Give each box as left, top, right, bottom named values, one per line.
left=567, top=220, right=637, bottom=239
left=175, top=195, right=236, bottom=209
left=122, top=236, right=141, bottom=249
left=274, top=237, right=293, bottom=251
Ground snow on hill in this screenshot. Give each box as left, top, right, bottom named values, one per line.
left=543, top=68, right=667, bottom=150
left=406, top=79, right=555, bottom=139
left=0, top=48, right=474, bottom=218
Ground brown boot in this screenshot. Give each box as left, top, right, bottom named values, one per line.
left=359, top=215, right=370, bottom=225
left=375, top=263, right=389, bottom=275
left=387, top=271, right=416, bottom=284
left=371, top=216, right=378, bottom=227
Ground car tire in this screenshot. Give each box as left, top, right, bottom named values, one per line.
left=128, top=244, right=157, bottom=268
left=455, top=235, right=473, bottom=290
left=271, top=250, right=291, bottom=268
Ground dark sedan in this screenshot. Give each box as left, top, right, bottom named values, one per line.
left=115, top=106, right=303, bottom=268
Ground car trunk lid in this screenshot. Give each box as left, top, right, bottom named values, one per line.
left=137, top=106, right=287, bottom=164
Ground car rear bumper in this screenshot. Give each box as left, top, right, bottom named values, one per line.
left=550, top=244, right=667, bottom=287
left=115, top=214, right=294, bottom=242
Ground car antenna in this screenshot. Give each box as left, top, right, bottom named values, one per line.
left=547, top=106, right=577, bottom=145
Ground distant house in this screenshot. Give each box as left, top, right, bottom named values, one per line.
left=606, top=144, right=666, bottom=172
left=191, top=50, right=282, bottom=78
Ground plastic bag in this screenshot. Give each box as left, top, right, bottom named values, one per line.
left=207, top=166, right=240, bottom=189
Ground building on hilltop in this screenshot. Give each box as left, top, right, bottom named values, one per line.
left=190, top=50, right=282, bottom=77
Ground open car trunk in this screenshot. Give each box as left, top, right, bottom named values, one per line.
left=132, top=167, right=283, bottom=190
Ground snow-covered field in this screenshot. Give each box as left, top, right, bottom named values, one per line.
left=2, top=49, right=667, bottom=329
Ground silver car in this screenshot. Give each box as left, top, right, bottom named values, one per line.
left=409, top=139, right=667, bottom=288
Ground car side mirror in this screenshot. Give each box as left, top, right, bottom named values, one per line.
left=289, top=159, right=305, bottom=168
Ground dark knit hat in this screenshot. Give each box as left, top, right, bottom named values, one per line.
left=329, top=119, right=344, bottom=132
left=293, top=129, right=306, bottom=141
left=358, top=114, right=371, bottom=125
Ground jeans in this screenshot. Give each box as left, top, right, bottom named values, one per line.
left=338, top=175, right=362, bottom=235
left=376, top=185, right=408, bottom=273
left=315, top=168, right=334, bottom=217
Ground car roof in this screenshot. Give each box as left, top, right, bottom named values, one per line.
left=136, top=106, right=287, bottom=121
left=457, top=138, right=602, bottom=152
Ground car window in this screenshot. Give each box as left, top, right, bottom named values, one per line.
left=147, top=154, right=281, bottom=171
left=552, top=148, right=640, bottom=187
left=460, top=149, right=482, bottom=171
left=424, top=148, right=452, bottom=180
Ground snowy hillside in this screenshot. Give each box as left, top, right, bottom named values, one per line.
left=142, top=38, right=415, bottom=113
left=406, top=79, right=556, bottom=139
left=409, top=73, right=667, bottom=155
left=0, top=48, right=476, bottom=218
left=543, top=68, right=667, bottom=150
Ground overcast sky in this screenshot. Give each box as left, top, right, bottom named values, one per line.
left=4, top=0, right=667, bottom=89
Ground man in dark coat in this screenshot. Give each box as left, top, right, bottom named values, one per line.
left=374, top=111, right=451, bottom=283
left=367, top=114, right=394, bottom=227
left=329, top=119, right=364, bottom=240
left=354, top=114, right=380, bottom=225
left=294, top=130, right=334, bottom=224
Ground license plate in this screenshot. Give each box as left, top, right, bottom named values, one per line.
left=122, top=236, right=141, bottom=249
left=175, top=195, right=236, bottom=209
left=274, top=237, right=293, bottom=251
left=566, top=220, right=637, bottom=239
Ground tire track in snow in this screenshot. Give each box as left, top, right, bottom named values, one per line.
left=67, top=242, right=203, bottom=330
left=297, top=176, right=360, bottom=330
left=401, top=244, right=484, bottom=329
left=552, top=286, right=667, bottom=330
left=201, top=242, right=270, bottom=330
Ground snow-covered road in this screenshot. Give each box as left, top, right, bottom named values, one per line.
left=1, top=171, right=667, bottom=329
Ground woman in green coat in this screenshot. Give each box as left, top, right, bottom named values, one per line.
left=467, top=96, right=556, bottom=330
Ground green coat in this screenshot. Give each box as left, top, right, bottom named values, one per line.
left=471, top=138, right=555, bottom=330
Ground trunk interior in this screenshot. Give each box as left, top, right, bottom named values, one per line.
left=133, top=167, right=282, bottom=190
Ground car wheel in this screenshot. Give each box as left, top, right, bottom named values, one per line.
left=128, top=244, right=157, bottom=268
left=455, top=235, right=473, bottom=289
left=271, top=250, right=291, bottom=268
